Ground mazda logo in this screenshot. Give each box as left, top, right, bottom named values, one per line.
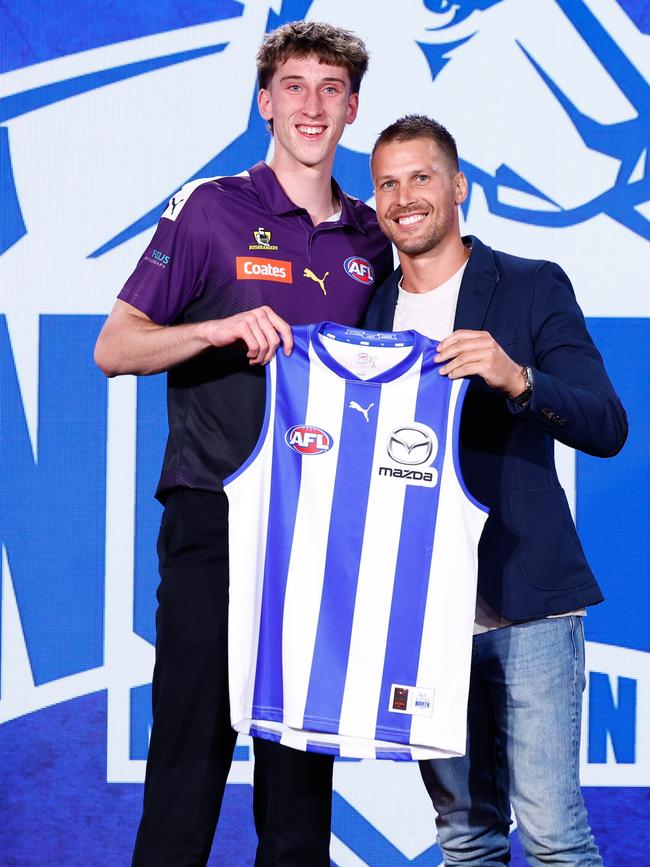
left=386, top=427, right=435, bottom=465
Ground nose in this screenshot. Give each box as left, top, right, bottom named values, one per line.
left=397, top=187, right=417, bottom=209
left=302, top=87, right=324, bottom=118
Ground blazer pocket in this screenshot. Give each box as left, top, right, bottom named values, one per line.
left=508, top=488, right=592, bottom=591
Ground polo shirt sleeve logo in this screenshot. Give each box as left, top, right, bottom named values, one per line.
left=236, top=257, right=293, bottom=283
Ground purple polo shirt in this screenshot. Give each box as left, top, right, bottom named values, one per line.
left=119, top=162, right=393, bottom=500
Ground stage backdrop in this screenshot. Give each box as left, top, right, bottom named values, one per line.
left=1, top=1, right=648, bottom=864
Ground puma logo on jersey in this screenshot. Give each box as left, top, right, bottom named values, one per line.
left=303, top=268, right=329, bottom=295
left=169, top=196, right=184, bottom=215
left=349, top=401, right=374, bottom=422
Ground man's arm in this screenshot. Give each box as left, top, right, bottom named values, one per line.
left=434, top=262, right=628, bottom=458
left=94, top=299, right=293, bottom=377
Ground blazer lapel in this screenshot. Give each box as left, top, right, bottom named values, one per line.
left=453, top=236, right=499, bottom=332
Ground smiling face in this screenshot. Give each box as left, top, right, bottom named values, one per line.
left=372, top=137, right=467, bottom=257
left=258, top=54, right=359, bottom=173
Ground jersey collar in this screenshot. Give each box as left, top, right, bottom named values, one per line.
left=249, top=161, right=365, bottom=233
left=309, top=322, right=428, bottom=383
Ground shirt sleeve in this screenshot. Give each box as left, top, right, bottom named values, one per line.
left=118, top=183, right=213, bottom=325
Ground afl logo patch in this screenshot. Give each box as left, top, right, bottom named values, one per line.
left=285, top=425, right=333, bottom=455
left=344, top=256, right=375, bottom=285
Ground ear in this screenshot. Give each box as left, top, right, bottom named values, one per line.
left=454, top=171, right=468, bottom=205
left=345, top=92, right=359, bottom=126
left=258, top=88, right=272, bottom=122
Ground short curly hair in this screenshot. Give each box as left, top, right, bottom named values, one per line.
left=257, top=20, right=369, bottom=94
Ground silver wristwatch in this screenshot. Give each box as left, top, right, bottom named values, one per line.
left=512, top=365, right=534, bottom=406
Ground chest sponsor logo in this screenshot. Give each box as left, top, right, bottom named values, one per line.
left=236, top=257, right=292, bottom=283
left=379, top=424, right=439, bottom=486
left=285, top=425, right=333, bottom=455
left=344, top=256, right=375, bottom=285
left=249, top=227, right=279, bottom=251
left=387, top=427, right=434, bottom=465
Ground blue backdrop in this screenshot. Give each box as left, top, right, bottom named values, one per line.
left=1, top=1, right=648, bottom=864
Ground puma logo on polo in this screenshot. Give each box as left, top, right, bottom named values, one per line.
left=303, top=268, right=329, bottom=295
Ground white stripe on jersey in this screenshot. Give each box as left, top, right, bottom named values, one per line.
left=410, top=381, right=486, bottom=755
left=226, top=360, right=275, bottom=719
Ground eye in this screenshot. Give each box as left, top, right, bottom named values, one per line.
left=381, top=180, right=397, bottom=190
left=415, top=174, right=430, bottom=183
left=287, top=84, right=302, bottom=92
left=323, top=85, right=340, bottom=95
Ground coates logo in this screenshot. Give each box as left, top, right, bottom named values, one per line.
left=285, top=425, right=333, bottom=455
left=344, top=256, right=375, bottom=285
left=236, top=257, right=293, bottom=283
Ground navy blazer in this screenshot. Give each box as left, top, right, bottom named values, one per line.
left=364, top=236, right=628, bottom=620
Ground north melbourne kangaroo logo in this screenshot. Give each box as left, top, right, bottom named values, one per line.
left=349, top=401, right=375, bottom=422
left=303, top=268, right=329, bottom=295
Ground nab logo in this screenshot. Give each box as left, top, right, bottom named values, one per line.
left=285, top=425, right=333, bottom=455
left=344, top=256, right=375, bottom=285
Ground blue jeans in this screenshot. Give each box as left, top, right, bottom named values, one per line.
left=419, top=616, right=602, bottom=865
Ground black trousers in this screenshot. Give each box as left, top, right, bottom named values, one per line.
left=132, top=489, right=334, bottom=866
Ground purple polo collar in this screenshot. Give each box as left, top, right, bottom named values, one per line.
left=248, top=161, right=365, bottom=233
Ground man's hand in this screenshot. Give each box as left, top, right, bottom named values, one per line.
left=200, top=306, right=293, bottom=365
left=435, top=329, right=525, bottom=398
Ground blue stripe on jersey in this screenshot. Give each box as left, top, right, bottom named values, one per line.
left=306, top=741, right=341, bottom=756
left=375, top=347, right=452, bottom=743
left=249, top=725, right=281, bottom=743
left=375, top=747, right=413, bottom=761
left=302, top=380, right=382, bottom=731
left=251, top=328, right=311, bottom=719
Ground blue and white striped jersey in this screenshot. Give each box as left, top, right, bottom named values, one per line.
left=225, top=322, right=488, bottom=760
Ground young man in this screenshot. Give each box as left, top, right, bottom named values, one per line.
left=365, top=115, right=627, bottom=865
left=94, top=22, right=392, bottom=867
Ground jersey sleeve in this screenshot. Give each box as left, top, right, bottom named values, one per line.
left=118, top=184, right=213, bottom=324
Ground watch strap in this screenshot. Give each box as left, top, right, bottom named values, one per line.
left=512, top=365, right=534, bottom=406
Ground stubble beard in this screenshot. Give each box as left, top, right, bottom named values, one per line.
left=379, top=204, right=455, bottom=257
